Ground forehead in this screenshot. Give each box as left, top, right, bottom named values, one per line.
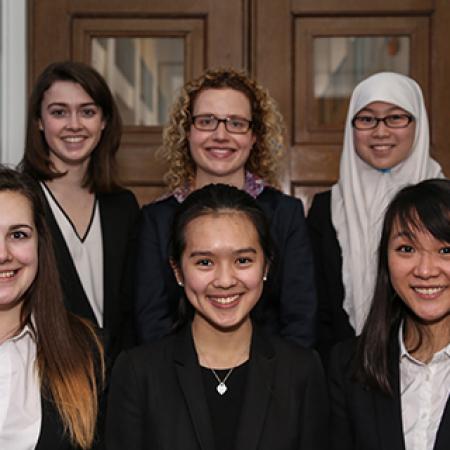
left=0, top=190, right=34, bottom=225
left=42, top=80, right=94, bottom=106
left=192, top=88, right=251, bottom=116
left=183, top=211, right=259, bottom=251
left=357, top=101, right=410, bottom=116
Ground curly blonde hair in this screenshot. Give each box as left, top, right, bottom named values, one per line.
left=160, top=68, right=285, bottom=190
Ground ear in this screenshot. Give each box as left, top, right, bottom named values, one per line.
left=263, top=263, right=270, bottom=281
left=101, top=119, right=106, bottom=130
left=170, top=258, right=184, bottom=287
left=250, top=132, right=256, bottom=148
left=38, top=119, right=44, bottom=131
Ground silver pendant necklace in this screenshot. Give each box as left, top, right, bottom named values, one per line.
left=210, top=367, right=234, bottom=395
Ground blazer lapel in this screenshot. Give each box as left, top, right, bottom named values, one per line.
left=434, top=395, right=450, bottom=450
left=174, top=326, right=215, bottom=450
left=374, top=343, right=405, bottom=450
left=235, top=327, right=276, bottom=450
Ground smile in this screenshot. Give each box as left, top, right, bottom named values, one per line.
left=412, top=286, right=446, bottom=297
left=62, top=136, right=86, bottom=143
left=208, top=294, right=240, bottom=305
left=206, top=147, right=236, bottom=158
left=370, top=144, right=394, bottom=152
left=0, top=270, right=16, bottom=279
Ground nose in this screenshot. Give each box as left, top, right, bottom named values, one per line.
left=213, top=263, right=237, bottom=289
left=413, top=252, right=440, bottom=279
left=66, top=112, right=82, bottom=130
left=372, top=121, right=391, bottom=138
left=0, top=238, right=12, bottom=264
left=211, top=121, right=229, bottom=140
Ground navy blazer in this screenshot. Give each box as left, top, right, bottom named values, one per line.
left=328, top=338, right=450, bottom=450
left=135, top=186, right=317, bottom=347
left=42, top=187, right=140, bottom=361
left=307, top=190, right=355, bottom=364
left=106, top=324, right=329, bottom=450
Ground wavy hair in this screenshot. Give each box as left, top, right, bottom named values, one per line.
left=0, top=165, right=104, bottom=448
left=20, top=61, right=122, bottom=193
left=160, top=68, right=285, bottom=190
left=354, top=178, right=450, bottom=394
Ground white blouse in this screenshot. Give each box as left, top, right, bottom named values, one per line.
left=0, top=327, right=41, bottom=449
left=41, top=183, right=104, bottom=327
left=399, top=327, right=450, bottom=450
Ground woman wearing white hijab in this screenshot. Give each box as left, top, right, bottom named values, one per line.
left=307, top=72, right=444, bottom=363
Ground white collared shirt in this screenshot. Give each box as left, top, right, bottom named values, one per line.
left=0, top=326, right=41, bottom=449
left=399, top=326, right=450, bottom=450
left=41, top=182, right=104, bottom=327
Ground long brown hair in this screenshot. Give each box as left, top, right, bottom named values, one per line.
left=354, top=178, right=450, bottom=394
left=20, top=61, right=122, bottom=193
left=0, top=165, right=104, bottom=448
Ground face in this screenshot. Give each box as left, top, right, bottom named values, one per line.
left=188, top=88, right=256, bottom=187
left=173, top=212, right=267, bottom=331
left=0, top=191, right=38, bottom=311
left=39, top=80, right=105, bottom=172
left=353, top=101, right=416, bottom=170
left=388, top=221, right=450, bottom=327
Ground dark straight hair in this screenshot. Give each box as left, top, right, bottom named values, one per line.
left=20, top=60, right=122, bottom=192
left=354, top=178, right=450, bottom=393
left=170, top=183, right=275, bottom=325
left=0, top=165, right=104, bottom=448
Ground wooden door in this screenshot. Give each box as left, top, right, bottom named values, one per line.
left=29, top=0, right=450, bottom=206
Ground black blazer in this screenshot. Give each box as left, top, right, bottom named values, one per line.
left=135, top=187, right=317, bottom=347
left=42, top=187, right=140, bottom=361
left=307, top=190, right=355, bottom=364
left=328, top=338, right=450, bottom=450
left=106, top=325, right=329, bottom=450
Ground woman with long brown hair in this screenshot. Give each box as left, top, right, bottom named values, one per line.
left=0, top=166, right=103, bottom=449
left=20, top=61, right=139, bottom=362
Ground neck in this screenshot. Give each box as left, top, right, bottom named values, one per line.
left=0, top=301, right=22, bottom=345
left=194, top=170, right=245, bottom=191
left=404, top=316, right=450, bottom=362
left=192, top=315, right=252, bottom=369
left=47, top=158, right=89, bottom=191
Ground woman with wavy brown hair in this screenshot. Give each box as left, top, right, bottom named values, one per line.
left=0, top=166, right=103, bottom=449
left=135, top=67, right=317, bottom=347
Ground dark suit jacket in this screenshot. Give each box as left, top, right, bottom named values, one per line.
left=135, top=186, right=317, bottom=347
left=328, top=338, right=450, bottom=450
left=307, top=190, right=355, bottom=364
left=42, top=187, right=140, bottom=361
left=106, top=325, right=329, bottom=450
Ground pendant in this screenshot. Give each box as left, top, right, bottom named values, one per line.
left=216, top=382, right=227, bottom=395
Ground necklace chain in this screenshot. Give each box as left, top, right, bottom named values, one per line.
left=210, top=367, right=234, bottom=395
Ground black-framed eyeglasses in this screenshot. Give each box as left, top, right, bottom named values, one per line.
left=191, top=114, right=253, bottom=134
left=352, top=114, right=414, bottom=130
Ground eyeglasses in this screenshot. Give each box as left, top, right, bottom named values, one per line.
left=352, top=114, right=414, bottom=130
left=191, top=114, right=253, bottom=134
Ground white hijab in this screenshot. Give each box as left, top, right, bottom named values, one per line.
left=331, top=72, right=444, bottom=334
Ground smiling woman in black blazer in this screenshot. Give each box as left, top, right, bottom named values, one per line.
left=20, top=61, right=139, bottom=362
left=329, top=179, right=450, bottom=450
left=107, top=184, right=328, bottom=450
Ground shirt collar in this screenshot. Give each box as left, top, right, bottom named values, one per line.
left=171, top=171, right=266, bottom=204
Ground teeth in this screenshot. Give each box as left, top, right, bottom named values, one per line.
left=372, top=145, right=393, bottom=150
left=0, top=271, right=15, bottom=279
left=63, top=137, right=84, bottom=143
left=211, top=295, right=239, bottom=304
left=414, top=287, right=444, bottom=295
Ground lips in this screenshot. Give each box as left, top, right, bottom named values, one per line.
left=207, top=293, right=241, bottom=307
left=206, top=147, right=236, bottom=159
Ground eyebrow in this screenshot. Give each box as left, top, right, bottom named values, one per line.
left=9, top=224, right=33, bottom=231
left=358, top=105, right=407, bottom=115
left=46, top=102, right=97, bottom=109
left=188, top=247, right=258, bottom=258
left=390, top=230, right=415, bottom=240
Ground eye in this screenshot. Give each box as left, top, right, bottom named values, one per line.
left=49, top=108, right=67, bottom=118
left=195, top=115, right=215, bottom=127
left=236, top=256, right=252, bottom=265
left=80, top=107, right=98, bottom=118
left=439, top=246, right=450, bottom=254
left=228, top=119, right=246, bottom=130
left=195, top=258, right=213, bottom=267
left=10, top=230, right=29, bottom=240
left=396, top=245, right=415, bottom=253
left=355, top=115, right=375, bottom=124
